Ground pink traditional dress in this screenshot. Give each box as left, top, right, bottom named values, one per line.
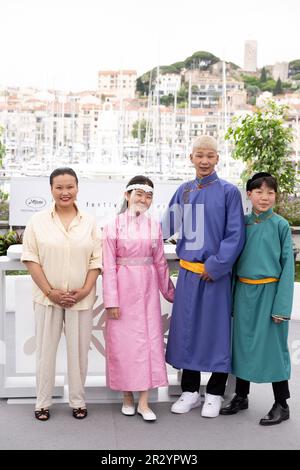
left=103, top=210, right=175, bottom=391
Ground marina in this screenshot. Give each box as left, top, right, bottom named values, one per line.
left=1, top=0, right=300, bottom=450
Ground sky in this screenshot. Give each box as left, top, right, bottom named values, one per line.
left=1, top=0, right=300, bottom=91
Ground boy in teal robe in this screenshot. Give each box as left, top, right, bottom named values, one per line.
left=220, top=173, right=294, bottom=426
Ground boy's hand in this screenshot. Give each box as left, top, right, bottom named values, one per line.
left=273, top=317, right=284, bottom=324
left=201, top=266, right=213, bottom=282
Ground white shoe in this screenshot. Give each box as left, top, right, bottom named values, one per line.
left=201, top=393, right=224, bottom=418
left=171, top=391, right=201, bottom=414
left=121, top=404, right=135, bottom=416
left=137, top=406, right=156, bottom=421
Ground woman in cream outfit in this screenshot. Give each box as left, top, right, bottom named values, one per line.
left=22, top=167, right=102, bottom=421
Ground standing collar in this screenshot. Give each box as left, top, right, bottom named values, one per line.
left=195, top=171, right=219, bottom=186
left=249, top=208, right=274, bottom=223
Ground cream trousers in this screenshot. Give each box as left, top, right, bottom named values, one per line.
left=34, top=303, right=93, bottom=410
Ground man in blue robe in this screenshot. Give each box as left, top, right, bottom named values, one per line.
left=162, top=135, right=245, bottom=417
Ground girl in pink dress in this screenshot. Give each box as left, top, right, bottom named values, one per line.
left=103, top=175, right=175, bottom=421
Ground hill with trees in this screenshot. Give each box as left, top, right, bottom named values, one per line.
left=136, top=51, right=222, bottom=96
left=136, top=51, right=300, bottom=102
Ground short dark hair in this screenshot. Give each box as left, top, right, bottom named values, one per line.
left=246, top=172, right=277, bottom=193
left=126, top=175, right=154, bottom=192
left=50, top=168, right=78, bottom=187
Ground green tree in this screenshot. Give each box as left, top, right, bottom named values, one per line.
left=260, top=79, right=276, bottom=92
left=246, top=85, right=261, bottom=105
left=227, top=62, right=240, bottom=70
left=0, top=126, right=5, bottom=168
left=274, top=77, right=283, bottom=95
left=160, top=94, right=174, bottom=107
left=160, top=65, right=181, bottom=74
left=225, top=100, right=297, bottom=197
left=289, top=59, right=300, bottom=75
left=131, top=119, right=148, bottom=144
left=282, top=81, right=292, bottom=89
left=177, top=85, right=188, bottom=105
left=0, top=190, right=9, bottom=221
left=136, top=76, right=148, bottom=96
left=184, top=51, right=219, bottom=69
left=241, top=74, right=261, bottom=87
left=0, top=190, right=8, bottom=203
left=260, top=67, right=267, bottom=83
left=136, top=50, right=220, bottom=96
left=168, top=61, right=185, bottom=72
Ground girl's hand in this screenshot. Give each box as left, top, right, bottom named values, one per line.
left=106, top=307, right=120, bottom=319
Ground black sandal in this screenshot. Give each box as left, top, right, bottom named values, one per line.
left=35, top=408, right=50, bottom=421
left=72, top=407, right=88, bottom=419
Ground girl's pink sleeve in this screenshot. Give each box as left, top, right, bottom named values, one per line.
left=102, top=222, right=119, bottom=308
left=153, top=224, right=175, bottom=302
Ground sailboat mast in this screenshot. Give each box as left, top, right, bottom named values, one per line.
left=118, top=69, right=124, bottom=168
left=171, top=90, right=177, bottom=173
left=156, top=64, right=162, bottom=173
left=144, top=69, right=153, bottom=173
left=222, top=60, right=229, bottom=176
left=185, top=72, right=192, bottom=157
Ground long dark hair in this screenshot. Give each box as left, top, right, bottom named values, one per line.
left=50, top=167, right=79, bottom=187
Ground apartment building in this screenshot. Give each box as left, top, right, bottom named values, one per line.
left=98, top=70, right=137, bottom=99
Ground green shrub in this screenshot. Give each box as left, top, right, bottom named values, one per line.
left=0, top=231, right=23, bottom=256
left=295, top=262, right=300, bottom=282
left=0, top=202, right=9, bottom=221
left=277, top=197, right=300, bottom=226
left=6, top=270, right=28, bottom=275
left=0, top=190, right=8, bottom=203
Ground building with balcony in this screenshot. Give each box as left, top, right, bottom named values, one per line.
left=97, top=70, right=137, bottom=100
left=155, top=73, right=181, bottom=96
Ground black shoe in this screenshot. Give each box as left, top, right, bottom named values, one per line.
left=220, top=394, right=249, bottom=415
left=259, top=402, right=289, bottom=426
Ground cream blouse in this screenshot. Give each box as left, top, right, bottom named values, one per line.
left=21, top=203, right=102, bottom=310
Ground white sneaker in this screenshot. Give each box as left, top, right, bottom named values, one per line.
left=201, top=393, right=224, bottom=418
left=171, top=391, right=201, bottom=414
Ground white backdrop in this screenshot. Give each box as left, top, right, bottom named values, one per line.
left=9, top=177, right=251, bottom=227
left=9, top=177, right=179, bottom=226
